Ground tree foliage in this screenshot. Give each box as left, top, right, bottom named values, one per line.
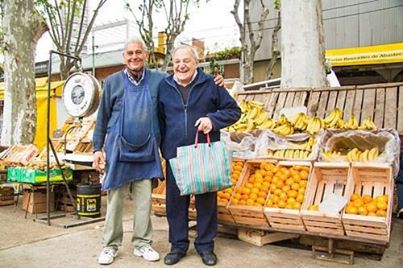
left=36, top=0, right=108, bottom=79
left=232, top=0, right=269, bottom=84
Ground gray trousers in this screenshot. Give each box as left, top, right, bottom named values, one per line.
left=102, top=179, right=153, bottom=249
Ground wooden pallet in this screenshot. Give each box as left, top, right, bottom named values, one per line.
left=237, top=228, right=299, bottom=247
left=264, top=161, right=312, bottom=231
left=301, top=162, right=350, bottom=236
left=228, top=160, right=277, bottom=229
left=342, top=163, right=393, bottom=243
left=237, top=82, right=403, bottom=135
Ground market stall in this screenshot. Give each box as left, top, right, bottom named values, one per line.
left=151, top=81, right=403, bottom=264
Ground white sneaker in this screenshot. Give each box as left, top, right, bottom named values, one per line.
left=98, top=247, right=118, bottom=265
left=133, top=245, right=160, bottom=261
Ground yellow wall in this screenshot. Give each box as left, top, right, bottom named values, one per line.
left=0, top=80, right=64, bottom=150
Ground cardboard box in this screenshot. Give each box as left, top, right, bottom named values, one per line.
left=22, top=190, right=54, bottom=214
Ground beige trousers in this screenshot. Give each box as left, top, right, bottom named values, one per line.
left=102, top=179, right=153, bottom=249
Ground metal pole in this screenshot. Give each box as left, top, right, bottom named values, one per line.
left=92, top=35, right=96, bottom=77
left=46, top=50, right=81, bottom=226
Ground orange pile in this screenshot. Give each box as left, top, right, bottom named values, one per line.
left=265, top=165, right=310, bottom=210
left=217, top=161, right=244, bottom=205
left=230, top=162, right=310, bottom=208
left=345, top=193, right=388, bottom=217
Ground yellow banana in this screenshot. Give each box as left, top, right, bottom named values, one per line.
left=368, top=147, right=379, bottom=161
left=360, top=149, right=369, bottom=162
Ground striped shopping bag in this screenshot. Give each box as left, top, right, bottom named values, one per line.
left=169, top=133, right=232, bottom=196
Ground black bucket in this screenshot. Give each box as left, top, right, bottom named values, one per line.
left=76, top=183, right=102, bottom=218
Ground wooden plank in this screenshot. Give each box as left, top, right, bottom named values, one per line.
left=352, top=89, right=364, bottom=122
left=284, top=92, right=296, bottom=108
left=307, top=91, right=321, bottom=116
left=361, top=88, right=376, bottom=121
left=335, top=89, right=347, bottom=111
left=343, top=89, right=356, bottom=120
left=326, top=90, right=338, bottom=114
left=317, top=91, right=329, bottom=118
left=254, top=93, right=269, bottom=104
left=273, top=92, right=288, bottom=119
left=266, top=92, right=279, bottom=118
left=398, top=85, right=403, bottom=133
left=384, top=86, right=398, bottom=129
left=293, top=91, right=308, bottom=107
left=237, top=229, right=299, bottom=247
left=374, top=87, right=385, bottom=128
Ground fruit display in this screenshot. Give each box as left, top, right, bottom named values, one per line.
left=265, top=165, right=310, bottom=210
left=217, top=160, right=245, bottom=205
left=226, top=100, right=274, bottom=132
left=231, top=161, right=275, bottom=206
left=267, top=136, right=316, bottom=160
left=345, top=194, right=388, bottom=217
left=226, top=102, right=378, bottom=138
left=322, top=147, right=381, bottom=162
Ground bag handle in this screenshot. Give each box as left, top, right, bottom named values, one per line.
left=194, top=131, right=211, bottom=148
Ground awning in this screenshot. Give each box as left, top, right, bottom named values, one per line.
left=326, top=42, right=403, bottom=67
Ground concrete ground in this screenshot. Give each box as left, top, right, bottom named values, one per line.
left=0, top=197, right=402, bottom=268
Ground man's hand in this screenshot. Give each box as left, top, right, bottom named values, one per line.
left=195, top=117, right=213, bottom=134
left=213, top=74, right=225, bottom=87
left=93, top=151, right=105, bottom=172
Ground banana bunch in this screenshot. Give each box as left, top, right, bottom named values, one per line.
left=272, top=123, right=294, bottom=136
left=268, top=149, right=310, bottom=159
left=227, top=100, right=272, bottom=132
left=322, top=150, right=343, bottom=161
left=291, top=113, right=309, bottom=131
left=345, top=147, right=380, bottom=162
left=358, top=117, right=377, bottom=130
left=323, top=108, right=343, bottom=128
left=344, top=115, right=359, bottom=130
left=306, top=117, right=324, bottom=135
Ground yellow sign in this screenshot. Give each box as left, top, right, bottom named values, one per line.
left=326, top=43, right=403, bottom=66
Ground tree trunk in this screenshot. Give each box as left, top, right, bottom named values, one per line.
left=280, top=0, right=328, bottom=88
left=1, top=0, right=48, bottom=145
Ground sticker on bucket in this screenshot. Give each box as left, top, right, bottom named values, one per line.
left=87, top=198, right=97, bottom=212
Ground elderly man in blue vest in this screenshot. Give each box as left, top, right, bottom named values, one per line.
left=92, top=38, right=224, bottom=265
left=158, top=45, right=241, bottom=266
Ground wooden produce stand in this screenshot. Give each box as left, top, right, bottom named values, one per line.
left=150, top=82, right=402, bottom=264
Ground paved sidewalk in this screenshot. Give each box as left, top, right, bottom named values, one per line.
left=1, top=197, right=402, bottom=268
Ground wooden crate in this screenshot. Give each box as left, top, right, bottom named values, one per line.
left=301, top=162, right=351, bottom=236
left=152, top=180, right=167, bottom=217
left=342, top=163, right=393, bottom=243
left=217, top=159, right=247, bottom=225
left=264, top=161, right=311, bottom=231
left=228, top=159, right=277, bottom=229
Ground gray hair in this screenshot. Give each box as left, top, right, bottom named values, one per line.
left=171, top=44, right=199, bottom=63
left=124, top=37, right=148, bottom=52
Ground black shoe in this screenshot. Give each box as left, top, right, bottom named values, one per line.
left=200, top=251, right=217, bottom=266
left=164, top=251, right=186, bottom=265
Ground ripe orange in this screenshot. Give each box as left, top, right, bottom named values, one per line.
left=291, top=183, right=300, bottom=191
left=287, top=190, right=298, bottom=199
left=357, top=206, right=368, bottom=216
left=366, top=202, right=377, bottom=213
left=376, top=210, right=386, bottom=217
left=232, top=198, right=239, bottom=205
left=346, top=205, right=358, bottom=214
left=376, top=201, right=387, bottom=210
left=350, top=193, right=360, bottom=202
left=362, top=195, right=373, bottom=204
left=238, top=199, right=246, bottom=205
left=282, top=185, right=291, bottom=192
left=258, top=191, right=267, bottom=198
left=308, top=204, right=319, bottom=211
left=256, top=197, right=266, bottom=205
left=296, top=193, right=304, bottom=203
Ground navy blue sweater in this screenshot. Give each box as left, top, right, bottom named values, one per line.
left=158, top=69, right=241, bottom=160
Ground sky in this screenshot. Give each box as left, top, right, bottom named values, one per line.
left=35, top=0, right=240, bottom=62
